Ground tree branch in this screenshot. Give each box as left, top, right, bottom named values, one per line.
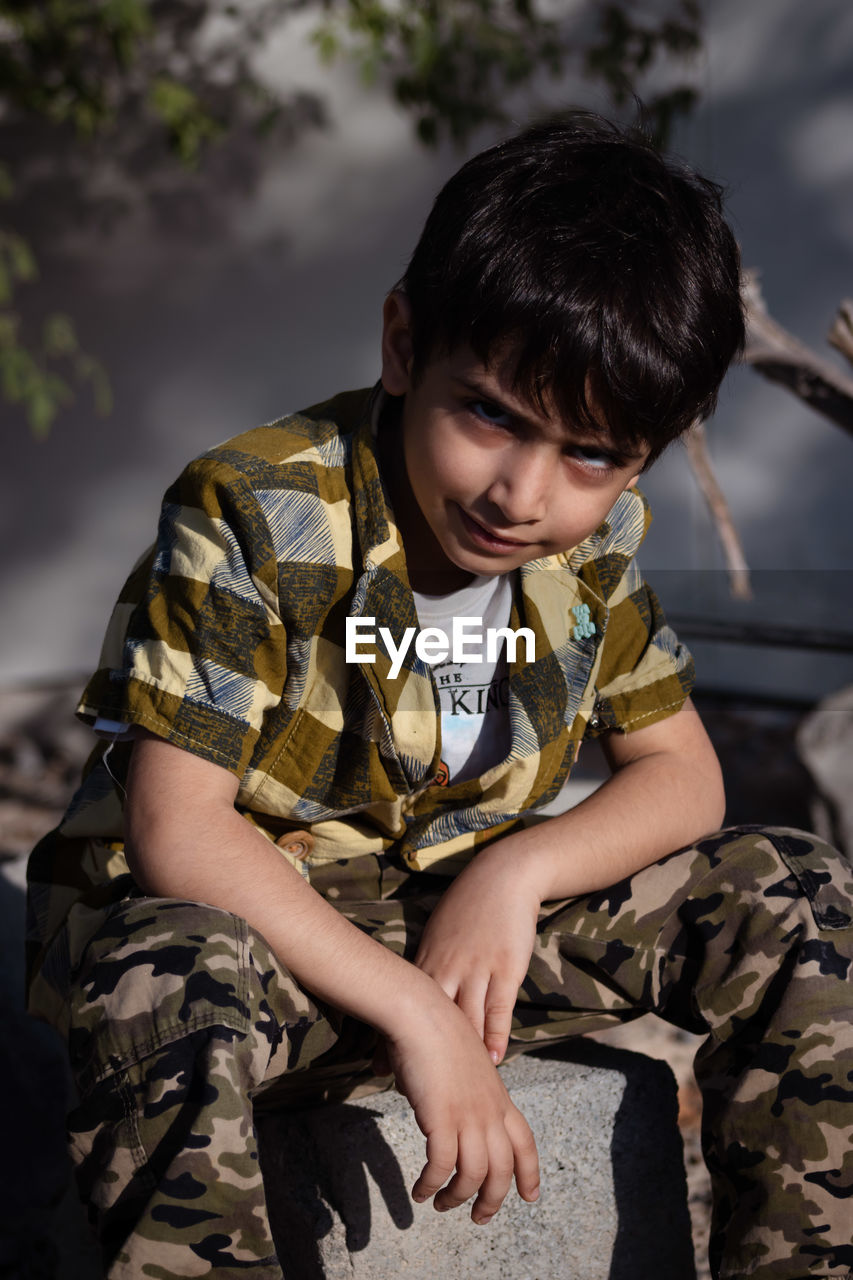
left=684, top=421, right=752, bottom=600
left=693, top=275, right=853, bottom=600
left=828, top=299, right=853, bottom=370
left=741, top=270, right=853, bottom=438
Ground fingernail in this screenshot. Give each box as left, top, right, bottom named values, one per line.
left=413, top=1192, right=428, bottom=1203
left=475, top=1213, right=494, bottom=1226
left=489, top=1049, right=500, bottom=1064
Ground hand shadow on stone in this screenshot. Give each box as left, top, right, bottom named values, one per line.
left=258, top=1102, right=413, bottom=1279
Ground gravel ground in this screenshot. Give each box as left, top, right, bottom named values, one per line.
left=0, top=678, right=819, bottom=1279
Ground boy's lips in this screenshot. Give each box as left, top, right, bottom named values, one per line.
left=457, top=506, right=530, bottom=552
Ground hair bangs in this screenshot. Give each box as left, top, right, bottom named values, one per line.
left=400, top=112, right=745, bottom=461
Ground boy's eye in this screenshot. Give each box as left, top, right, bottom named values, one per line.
left=569, top=444, right=620, bottom=472
left=470, top=399, right=513, bottom=428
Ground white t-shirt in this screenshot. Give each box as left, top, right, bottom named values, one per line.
left=413, top=573, right=514, bottom=785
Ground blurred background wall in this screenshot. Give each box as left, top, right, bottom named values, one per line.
left=2, top=0, right=852, bottom=703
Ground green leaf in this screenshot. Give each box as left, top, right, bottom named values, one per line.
left=91, top=366, right=113, bottom=416
left=0, top=311, right=18, bottom=346
left=5, top=232, right=37, bottom=283
left=148, top=77, right=223, bottom=167
left=149, top=77, right=200, bottom=125
left=23, top=367, right=73, bottom=438
left=73, top=351, right=114, bottom=416
left=73, top=98, right=109, bottom=137
left=312, top=23, right=341, bottom=63
left=0, top=344, right=33, bottom=402
left=43, top=312, right=78, bottom=357
left=102, top=0, right=151, bottom=39
left=416, top=115, right=438, bottom=146
left=28, top=385, right=60, bottom=439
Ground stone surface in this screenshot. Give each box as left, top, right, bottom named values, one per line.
left=257, top=1041, right=695, bottom=1280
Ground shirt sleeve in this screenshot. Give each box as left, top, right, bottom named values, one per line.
left=77, top=454, right=287, bottom=779
left=587, top=559, right=695, bottom=737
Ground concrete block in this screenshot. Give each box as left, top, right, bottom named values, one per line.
left=257, top=1040, right=696, bottom=1279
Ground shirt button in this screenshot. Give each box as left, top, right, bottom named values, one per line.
left=275, top=830, right=314, bottom=861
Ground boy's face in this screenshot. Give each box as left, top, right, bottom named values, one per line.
left=380, top=293, right=649, bottom=589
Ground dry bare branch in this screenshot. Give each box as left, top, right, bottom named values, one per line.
left=672, top=273, right=853, bottom=602
left=685, top=421, right=752, bottom=600
left=741, top=271, right=853, bottom=438
left=828, top=300, right=853, bottom=369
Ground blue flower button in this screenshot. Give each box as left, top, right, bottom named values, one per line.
left=572, top=603, right=596, bottom=641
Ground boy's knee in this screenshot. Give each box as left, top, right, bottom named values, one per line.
left=68, top=897, right=263, bottom=1092
left=672, top=827, right=852, bottom=1043
left=691, top=824, right=853, bottom=938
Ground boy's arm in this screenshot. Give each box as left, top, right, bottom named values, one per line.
left=414, top=698, right=725, bottom=1064
left=123, top=732, right=539, bottom=1224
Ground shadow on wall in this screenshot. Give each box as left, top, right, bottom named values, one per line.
left=4, top=0, right=853, bottom=685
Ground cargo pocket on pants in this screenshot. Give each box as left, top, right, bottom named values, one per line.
left=758, top=826, right=853, bottom=931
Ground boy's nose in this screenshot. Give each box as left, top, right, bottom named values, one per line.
left=485, top=452, right=550, bottom=524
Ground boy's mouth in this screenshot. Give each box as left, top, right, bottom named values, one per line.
left=457, top=507, right=529, bottom=552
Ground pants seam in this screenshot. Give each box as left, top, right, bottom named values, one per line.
left=235, top=910, right=251, bottom=1022
left=118, top=1067, right=153, bottom=1191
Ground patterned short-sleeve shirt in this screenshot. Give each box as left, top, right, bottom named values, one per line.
left=28, top=385, right=693, bottom=999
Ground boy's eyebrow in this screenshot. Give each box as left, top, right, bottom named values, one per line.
left=453, top=374, right=648, bottom=461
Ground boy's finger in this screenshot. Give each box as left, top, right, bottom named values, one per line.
left=432, top=1132, right=492, bottom=1213
left=469, top=1143, right=516, bottom=1224
left=483, top=980, right=516, bottom=1064
left=508, top=1108, right=540, bottom=1203
left=412, top=1130, right=458, bottom=1203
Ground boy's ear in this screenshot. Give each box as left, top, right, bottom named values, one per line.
left=624, top=451, right=653, bottom=489
left=381, top=291, right=415, bottom=396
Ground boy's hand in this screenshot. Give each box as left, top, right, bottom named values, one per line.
left=414, top=840, right=541, bottom=1066
left=385, top=990, right=540, bottom=1223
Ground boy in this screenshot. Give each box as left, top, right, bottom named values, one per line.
left=27, top=114, right=853, bottom=1279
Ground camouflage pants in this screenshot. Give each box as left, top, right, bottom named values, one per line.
left=60, top=826, right=853, bottom=1279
